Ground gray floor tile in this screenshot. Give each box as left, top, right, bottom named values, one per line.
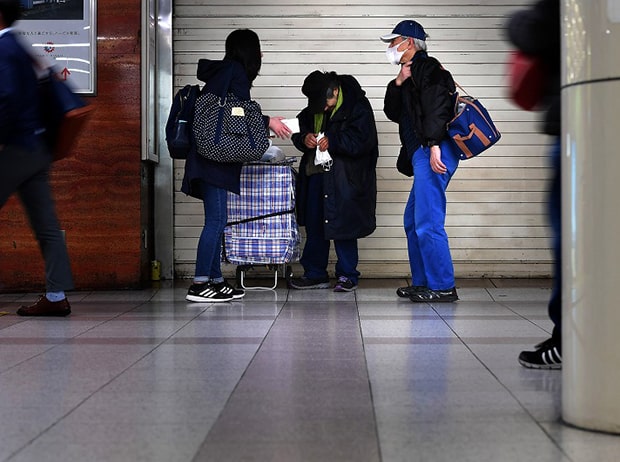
left=360, top=318, right=456, bottom=338
left=61, top=390, right=227, bottom=424
left=0, top=420, right=60, bottom=462
left=357, top=301, right=437, bottom=316
left=2, top=279, right=619, bottom=462
left=541, top=422, right=620, bottom=461
left=192, top=441, right=380, bottom=462
left=377, top=419, right=570, bottom=462
left=443, top=318, right=552, bottom=337
left=487, top=287, right=552, bottom=302
left=9, top=440, right=201, bottom=462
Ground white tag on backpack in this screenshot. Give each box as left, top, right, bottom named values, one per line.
left=231, top=107, right=245, bottom=116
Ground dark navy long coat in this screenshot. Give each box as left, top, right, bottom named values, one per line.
left=292, top=75, right=378, bottom=241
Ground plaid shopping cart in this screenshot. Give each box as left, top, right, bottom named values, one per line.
left=223, top=160, right=300, bottom=288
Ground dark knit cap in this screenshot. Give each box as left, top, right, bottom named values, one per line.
left=302, top=70, right=331, bottom=114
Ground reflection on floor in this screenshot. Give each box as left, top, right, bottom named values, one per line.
left=1, top=278, right=619, bottom=462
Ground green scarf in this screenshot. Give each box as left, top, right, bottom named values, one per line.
left=313, top=86, right=344, bottom=133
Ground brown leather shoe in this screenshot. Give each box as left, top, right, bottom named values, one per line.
left=17, top=296, right=71, bottom=317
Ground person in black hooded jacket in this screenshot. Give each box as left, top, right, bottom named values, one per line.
left=507, top=0, right=562, bottom=369
left=290, top=71, right=378, bottom=292
left=182, top=29, right=291, bottom=303
left=381, top=20, right=460, bottom=303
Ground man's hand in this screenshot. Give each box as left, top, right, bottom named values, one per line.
left=395, top=61, right=412, bottom=86
left=429, top=145, right=447, bottom=174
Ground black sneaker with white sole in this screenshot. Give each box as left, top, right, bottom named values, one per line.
left=186, top=282, right=233, bottom=303
left=518, top=338, right=562, bottom=369
left=212, top=280, right=245, bottom=299
left=396, top=285, right=426, bottom=298
left=409, top=287, right=458, bottom=303
left=289, top=277, right=330, bottom=290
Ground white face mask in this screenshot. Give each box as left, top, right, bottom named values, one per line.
left=386, top=41, right=407, bottom=65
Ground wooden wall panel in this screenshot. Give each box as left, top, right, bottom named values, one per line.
left=0, top=0, right=145, bottom=292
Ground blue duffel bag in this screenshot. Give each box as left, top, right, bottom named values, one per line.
left=448, top=93, right=501, bottom=160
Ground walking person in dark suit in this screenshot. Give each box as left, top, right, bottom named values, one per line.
left=507, top=0, right=562, bottom=369
left=1, top=0, right=74, bottom=316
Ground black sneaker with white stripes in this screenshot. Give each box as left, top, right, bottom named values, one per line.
left=212, top=280, right=245, bottom=299
left=186, top=282, right=233, bottom=303
left=518, top=338, right=562, bottom=370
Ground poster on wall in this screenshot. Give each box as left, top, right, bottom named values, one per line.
left=16, top=0, right=97, bottom=94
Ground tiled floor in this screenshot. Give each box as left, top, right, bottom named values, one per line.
left=1, top=278, right=619, bottom=462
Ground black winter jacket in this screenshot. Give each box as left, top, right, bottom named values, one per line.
left=292, top=75, right=378, bottom=240
left=384, top=51, right=456, bottom=152
left=507, top=0, right=560, bottom=136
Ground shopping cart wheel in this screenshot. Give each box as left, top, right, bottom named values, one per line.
left=236, top=265, right=252, bottom=286
left=285, top=265, right=293, bottom=287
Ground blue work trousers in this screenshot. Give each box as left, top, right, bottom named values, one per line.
left=404, top=142, right=459, bottom=290
left=299, top=174, right=360, bottom=284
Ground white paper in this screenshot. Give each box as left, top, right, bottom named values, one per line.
left=269, top=118, right=300, bottom=136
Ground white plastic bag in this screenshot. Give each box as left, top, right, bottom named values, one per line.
left=260, top=143, right=285, bottom=162
left=314, top=133, right=333, bottom=171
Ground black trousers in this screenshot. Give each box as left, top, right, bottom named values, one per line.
left=548, top=138, right=561, bottom=343
left=0, top=142, right=74, bottom=292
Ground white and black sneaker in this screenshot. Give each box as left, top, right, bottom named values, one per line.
left=212, top=280, right=245, bottom=299
left=186, top=282, right=233, bottom=303
left=518, top=338, right=562, bottom=369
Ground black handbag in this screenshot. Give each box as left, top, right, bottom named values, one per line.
left=192, top=88, right=269, bottom=164
left=396, top=145, right=413, bottom=177
left=37, top=69, right=93, bottom=161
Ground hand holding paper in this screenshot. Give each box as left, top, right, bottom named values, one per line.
left=269, top=118, right=299, bottom=138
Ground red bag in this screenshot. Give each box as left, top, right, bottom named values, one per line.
left=507, top=50, right=548, bottom=111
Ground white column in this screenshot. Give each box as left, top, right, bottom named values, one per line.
left=562, top=0, right=620, bottom=433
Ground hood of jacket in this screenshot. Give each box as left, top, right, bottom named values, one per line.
left=337, top=74, right=366, bottom=110
left=196, top=58, right=251, bottom=100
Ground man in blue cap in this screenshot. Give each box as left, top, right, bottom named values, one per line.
left=380, top=20, right=460, bottom=303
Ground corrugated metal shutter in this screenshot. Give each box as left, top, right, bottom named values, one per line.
left=172, top=0, right=552, bottom=279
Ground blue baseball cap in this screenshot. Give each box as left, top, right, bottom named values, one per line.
left=380, top=20, right=427, bottom=42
